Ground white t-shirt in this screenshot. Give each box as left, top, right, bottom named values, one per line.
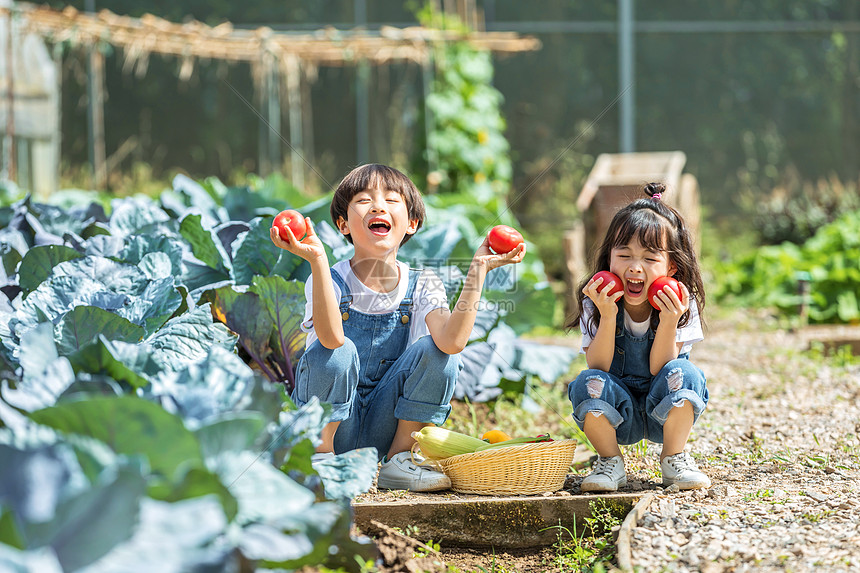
left=301, top=260, right=449, bottom=349
left=579, top=297, right=704, bottom=355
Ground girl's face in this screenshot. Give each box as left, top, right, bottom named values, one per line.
left=608, top=236, right=677, bottom=310
left=337, top=184, right=419, bottom=254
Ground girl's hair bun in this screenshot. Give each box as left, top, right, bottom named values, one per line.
left=644, top=182, right=666, bottom=198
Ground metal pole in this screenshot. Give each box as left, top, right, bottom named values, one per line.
left=355, top=0, right=369, bottom=165
left=618, top=0, right=635, bottom=153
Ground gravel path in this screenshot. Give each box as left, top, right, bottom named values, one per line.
left=622, top=313, right=860, bottom=572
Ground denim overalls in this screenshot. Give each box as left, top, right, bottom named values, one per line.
left=293, top=268, right=461, bottom=459
left=568, top=311, right=708, bottom=445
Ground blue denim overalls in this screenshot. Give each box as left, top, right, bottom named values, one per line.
left=568, top=309, right=708, bottom=445
left=293, top=267, right=460, bottom=459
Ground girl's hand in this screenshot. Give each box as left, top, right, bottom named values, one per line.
left=472, top=236, right=526, bottom=271
left=270, top=217, right=327, bottom=262
left=582, top=275, right=623, bottom=316
left=653, top=280, right=690, bottom=324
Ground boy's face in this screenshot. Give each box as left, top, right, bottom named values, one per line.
left=337, top=184, right=419, bottom=253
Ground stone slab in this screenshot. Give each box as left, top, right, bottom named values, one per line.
left=353, top=492, right=643, bottom=549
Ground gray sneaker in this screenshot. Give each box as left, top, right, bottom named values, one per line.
left=581, top=455, right=627, bottom=492
left=376, top=451, right=451, bottom=492
left=660, top=452, right=711, bottom=490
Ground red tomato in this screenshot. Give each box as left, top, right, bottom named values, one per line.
left=647, top=276, right=682, bottom=309
left=487, top=225, right=524, bottom=254
left=273, top=209, right=307, bottom=241
left=592, top=271, right=623, bottom=297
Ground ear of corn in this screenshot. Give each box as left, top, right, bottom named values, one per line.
left=474, top=434, right=554, bottom=451
left=411, top=427, right=487, bottom=459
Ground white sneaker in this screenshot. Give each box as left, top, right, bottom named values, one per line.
left=376, top=451, right=451, bottom=492
left=580, top=455, right=627, bottom=492
left=661, top=452, right=711, bottom=490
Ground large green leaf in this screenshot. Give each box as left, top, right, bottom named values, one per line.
left=119, top=234, right=185, bottom=277
left=148, top=466, right=238, bottom=522
left=207, top=450, right=314, bottom=526
left=0, top=545, right=63, bottom=572
left=313, top=448, right=378, bottom=501
left=12, top=276, right=130, bottom=337
left=117, top=277, right=183, bottom=335
left=194, top=413, right=266, bottom=462
left=55, top=306, right=145, bottom=356
left=179, top=213, right=230, bottom=272
left=2, top=323, right=76, bottom=412
left=145, top=304, right=237, bottom=371
left=250, top=276, right=305, bottom=367
left=28, top=396, right=203, bottom=481
left=77, top=497, right=232, bottom=573
left=28, top=466, right=146, bottom=572
left=147, top=346, right=255, bottom=424
left=109, top=197, right=171, bottom=236
left=17, top=245, right=83, bottom=296
left=51, top=256, right=151, bottom=297
left=211, top=286, right=273, bottom=360
left=68, top=337, right=160, bottom=390
left=230, top=218, right=285, bottom=285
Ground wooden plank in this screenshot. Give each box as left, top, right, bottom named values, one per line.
left=353, top=492, right=642, bottom=549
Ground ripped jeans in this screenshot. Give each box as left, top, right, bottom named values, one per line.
left=568, top=359, right=708, bottom=445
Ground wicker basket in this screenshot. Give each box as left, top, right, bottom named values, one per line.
left=436, top=439, right=577, bottom=495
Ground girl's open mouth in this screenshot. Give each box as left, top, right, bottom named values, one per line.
left=368, top=218, right=391, bottom=236
left=626, top=278, right=645, bottom=296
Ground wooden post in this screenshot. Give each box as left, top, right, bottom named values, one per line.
left=421, top=52, right=437, bottom=179
left=4, top=9, right=15, bottom=182
left=87, top=47, right=107, bottom=189
left=285, top=55, right=303, bottom=190
left=300, top=64, right=314, bottom=190
left=257, top=53, right=270, bottom=176
left=53, top=43, right=62, bottom=194
left=267, top=53, right=280, bottom=176
left=355, top=0, right=369, bottom=165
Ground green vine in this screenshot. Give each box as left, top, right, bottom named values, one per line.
left=415, top=3, right=512, bottom=201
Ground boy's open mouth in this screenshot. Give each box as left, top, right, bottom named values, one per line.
left=368, top=218, right=391, bottom=236
left=626, top=278, right=645, bottom=296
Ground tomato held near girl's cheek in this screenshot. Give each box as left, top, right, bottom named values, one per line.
left=647, top=276, right=682, bottom=309
left=592, top=270, right=623, bottom=296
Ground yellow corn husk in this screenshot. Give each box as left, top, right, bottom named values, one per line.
left=411, top=427, right=487, bottom=460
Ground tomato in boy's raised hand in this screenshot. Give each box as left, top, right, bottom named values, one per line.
left=273, top=209, right=307, bottom=241
left=592, top=271, right=623, bottom=297
left=648, top=276, right=682, bottom=309
left=487, top=225, right=524, bottom=254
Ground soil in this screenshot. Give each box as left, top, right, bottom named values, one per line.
left=349, top=310, right=860, bottom=572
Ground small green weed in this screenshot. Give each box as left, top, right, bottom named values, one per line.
left=744, top=488, right=774, bottom=501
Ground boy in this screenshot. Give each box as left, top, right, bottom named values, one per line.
left=270, top=164, right=524, bottom=491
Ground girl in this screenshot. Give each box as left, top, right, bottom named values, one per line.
left=568, top=182, right=710, bottom=491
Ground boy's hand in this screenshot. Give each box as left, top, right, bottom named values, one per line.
left=582, top=275, right=623, bottom=317
left=270, top=217, right=327, bottom=262
left=654, top=281, right=690, bottom=324
left=473, top=236, right=526, bottom=271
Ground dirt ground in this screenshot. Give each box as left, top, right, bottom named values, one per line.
left=349, top=310, right=860, bottom=572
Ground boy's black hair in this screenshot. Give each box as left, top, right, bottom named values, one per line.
left=567, top=182, right=706, bottom=335
left=330, top=164, right=426, bottom=246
